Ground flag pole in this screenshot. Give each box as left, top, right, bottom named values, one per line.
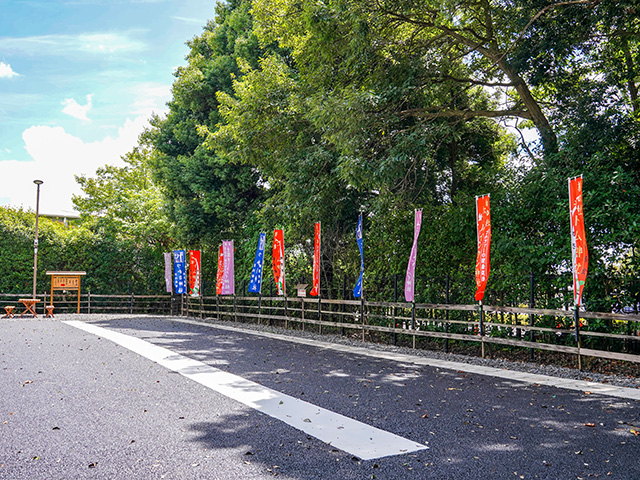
left=476, top=195, right=486, bottom=358
left=317, top=222, right=322, bottom=322
left=568, top=176, right=582, bottom=370
left=359, top=214, right=365, bottom=342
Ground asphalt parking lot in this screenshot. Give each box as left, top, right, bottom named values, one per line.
left=1, top=315, right=638, bottom=479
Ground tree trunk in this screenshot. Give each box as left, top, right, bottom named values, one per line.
left=621, top=35, right=639, bottom=114
left=499, top=60, right=559, bottom=155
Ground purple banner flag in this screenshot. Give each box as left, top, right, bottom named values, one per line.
left=404, top=209, right=422, bottom=302
left=164, top=252, right=173, bottom=293
left=221, top=240, right=235, bottom=295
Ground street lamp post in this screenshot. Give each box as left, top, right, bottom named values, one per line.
left=32, top=180, right=43, bottom=300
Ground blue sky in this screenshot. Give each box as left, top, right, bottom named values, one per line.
left=0, top=0, right=214, bottom=214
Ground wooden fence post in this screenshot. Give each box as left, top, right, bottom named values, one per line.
left=411, top=301, right=416, bottom=349
left=575, top=306, right=582, bottom=370
left=393, top=274, right=398, bottom=346
left=529, top=271, right=535, bottom=361
left=445, top=274, right=450, bottom=353
left=479, top=301, right=485, bottom=358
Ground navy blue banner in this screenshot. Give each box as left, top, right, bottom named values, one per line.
left=173, top=250, right=187, bottom=295
left=353, top=215, right=364, bottom=298
left=248, top=233, right=266, bottom=293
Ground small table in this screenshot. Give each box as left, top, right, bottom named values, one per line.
left=18, top=298, right=41, bottom=317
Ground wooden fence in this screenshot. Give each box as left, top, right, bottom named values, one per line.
left=2, top=292, right=639, bottom=368
left=183, top=294, right=640, bottom=368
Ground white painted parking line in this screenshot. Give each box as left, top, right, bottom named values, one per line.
left=64, top=320, right=428, bottom=460
left=174, top=318, right=640, bottom=402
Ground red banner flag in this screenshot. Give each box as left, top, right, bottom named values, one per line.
left=475, top=194, right=491, bottom=302
left=310, top=222, right=321, bottom=296
left=189, top=250, right=201, bottom=297
left=569, top=176, right=588, bottom=306
left=216, top=245, right=224, bottom=295
left=273, top=229, right=286, bottom=295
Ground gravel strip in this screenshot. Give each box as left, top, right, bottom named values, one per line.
left=50, top=313, right=640, bottom=389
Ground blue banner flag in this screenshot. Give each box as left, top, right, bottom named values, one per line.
left=248, top=233, right=266, bottom=293
left=173, top=250, right=187, bottom=295
left=353, top=215, right=364, bottom=298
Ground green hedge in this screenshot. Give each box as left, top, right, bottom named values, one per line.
left=0, top=207, right=165, bottom=295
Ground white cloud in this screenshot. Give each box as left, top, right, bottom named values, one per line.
left=171, top=16, right=206, bottom=24
left=0, top=115, right=152, bottom=214
left=129, top=83, right=171, bottom=115
left=0, top=32, right=147, bottom=57
left=62, top=94, right=93, bottom=121
left=0, top=61, right=19, bottom=78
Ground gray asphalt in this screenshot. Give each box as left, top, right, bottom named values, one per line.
left=1, top=315, right=638, bottom=479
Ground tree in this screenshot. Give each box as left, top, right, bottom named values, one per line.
left=143, top=0, right=265, bottom=247
left=252, top=0, right=573, bottom=156
left=73, top=144, right=173, bottom=249
left=245, top=0, right=515, bottom=281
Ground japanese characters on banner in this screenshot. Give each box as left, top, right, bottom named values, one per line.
left=163, top=182, right=594, bottom=306
left=474, top=195, right=491, bottom=302
left=189, top=250, right=201, bottom=297
left=164, top=252, right=173, bottom=293
left=353, top=215, right=364, bottom=298
left=173, top=250, right=187, bottom=295
left=248, top=233, right=266, bottom=294
left=404, top=209, right=423, bottom=302
left=216, top=245, right=224, bottom=295
left=221, top=241, right=235, bottom=295
left=310, top=222, right=321, bottom=297
left=273, top=229, right=286, bottom=295
left=569, top=175, right=589, bottom=306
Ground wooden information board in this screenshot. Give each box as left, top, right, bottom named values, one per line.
left=46, top=271, right=86, bottom=313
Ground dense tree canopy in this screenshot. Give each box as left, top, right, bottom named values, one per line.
left=69, top=0, right=639, bottom=307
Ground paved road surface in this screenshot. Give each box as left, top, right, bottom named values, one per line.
left=1, top=315, right=638, bottom=479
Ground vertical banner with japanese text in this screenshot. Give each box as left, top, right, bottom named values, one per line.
left=474, top=195, right=491, bottom=302
left=189, top=250, right=201, bottom=297
left=164, top=252, right=173, bottom=293
left=173, top=250, right=187, bottom=295
left=273, top=229, right=286, bottom=295
left=221, top=241, right=235, bottom=295
left=248, top=233, right=266, bottom=294
left=310, top=222, right=321, bottom=296
left=569, top=175, right=589, bottom=306
left=353, top=215, right=364, bottom=298
left=404, top=209, right=423, bottom=302
left=216, top=245, right=224, bottom=295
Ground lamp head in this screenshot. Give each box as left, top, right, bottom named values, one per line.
left=33, top=180, right=43, bottom=185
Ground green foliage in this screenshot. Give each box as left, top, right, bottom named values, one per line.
left=73, top=144, right=174, bottom=248
left=0, top=207, right=165, bottom=294
left=61, top=0, right=639, bottom=309
left=143, top=0, right=265, bottom=247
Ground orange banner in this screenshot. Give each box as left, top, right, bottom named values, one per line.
left=189, top=250, right=201, bottom=297
left=475, top=194, right=491, bottom=302
left=273, top=229, right=286, bottom=295
left=310, top=222, right=321, bottom=296
left=569, top=176, right=588, bottom=306
left=216, top=245, right=224, bottom=295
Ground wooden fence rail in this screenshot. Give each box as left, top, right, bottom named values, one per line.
left=1, top=292, right=639, bottom=368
